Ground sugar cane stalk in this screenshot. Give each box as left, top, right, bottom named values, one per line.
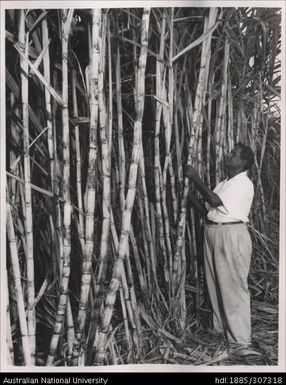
left=42, top=17, right=55, bottom=193
left=154, top=14, right=168, bottom=282
left=6, top=190, right=32, bottom=365
left=71, top=69, right=85, bottom=252
left=215, top=39, right=230, bottom=184
left=94, top=8, right=150, bottom=365
left=116, top=46, right=126, bottom=212
left=72, top=8, right=100, bottom=365
left=96, top=13, right=111, bottom=297
left=47, top=9, right=74, bottom=365
left=19, top=10, right=36, bottom=364
left=172, top=8, right=218, bottom=330
left=6, top=280, right=14, bottom=365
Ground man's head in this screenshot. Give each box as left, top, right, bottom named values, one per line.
left=226, top=143, right=254, bottom=172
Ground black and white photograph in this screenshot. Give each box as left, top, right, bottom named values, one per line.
left=1, top=0, right=285, bottom=373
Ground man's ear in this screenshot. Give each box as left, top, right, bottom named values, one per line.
left=242, top=158, right=247, bottom=170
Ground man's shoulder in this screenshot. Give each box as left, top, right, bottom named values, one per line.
left=243, top=173, right=254, bottom=187
left=239, top=173, right=254, bottom=195
left=235, top=171, right=254, bottom=184
left=226, top=172, right=254, bottom=192
left=215, top=172, right=254, bottom=190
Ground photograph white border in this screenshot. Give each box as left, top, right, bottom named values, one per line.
left=1, top=0, right=285, bottom=374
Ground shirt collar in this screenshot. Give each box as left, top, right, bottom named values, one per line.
left=225, top=170, right=248, bottom=182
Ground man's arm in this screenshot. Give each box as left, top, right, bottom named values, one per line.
left=187, top=190, right=208, bottom=217
left=184, top=165, right=223, bottom=208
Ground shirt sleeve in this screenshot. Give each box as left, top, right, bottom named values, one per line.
left=215, top=178, right=254, bottom=215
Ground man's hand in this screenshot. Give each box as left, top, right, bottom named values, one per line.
left=184, top=164, right=198, bottom=180
left=184, top=164, right=223, bottom=208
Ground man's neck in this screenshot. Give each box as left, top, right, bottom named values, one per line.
left=227, top=168, right=245, bottom=179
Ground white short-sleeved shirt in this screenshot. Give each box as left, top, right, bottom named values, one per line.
left=206, top=171, right=254, bottom=223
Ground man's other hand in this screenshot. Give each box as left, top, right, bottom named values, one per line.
left=184, top=164, right=198, bottom=180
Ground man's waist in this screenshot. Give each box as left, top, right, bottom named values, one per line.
left=205, top=220, right=245, bottom=225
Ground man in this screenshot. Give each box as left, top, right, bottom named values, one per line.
left=184, top=143, right=260, bottom=357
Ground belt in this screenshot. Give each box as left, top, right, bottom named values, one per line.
left=205, top=220, right=244, bottom=225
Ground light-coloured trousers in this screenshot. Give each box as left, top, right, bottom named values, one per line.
left=203, top=223, right=252, bottom=345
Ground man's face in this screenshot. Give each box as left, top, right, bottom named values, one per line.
left=226, top=147, right=247, bottom=170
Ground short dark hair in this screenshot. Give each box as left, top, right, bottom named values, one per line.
left=234, top=143, right=255, bottom=170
